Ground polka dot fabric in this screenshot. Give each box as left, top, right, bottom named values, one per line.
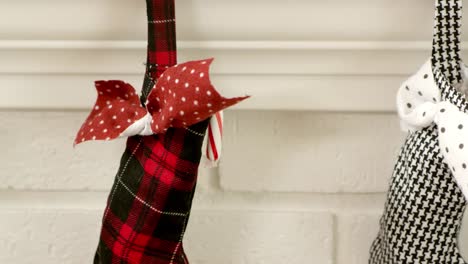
left=74, top=80, right=148, bottom=145
left=146, top=58, right=247, bottom=133
left=74, top=58, right=249, bottom=145
left=397, top=60, right=441, bottom=132
left=397, top=59, right=468, bottom=200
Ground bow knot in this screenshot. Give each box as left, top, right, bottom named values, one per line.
left=398, top=59, right=468, bottom=200
left=75, top=58, right=249, bottom=163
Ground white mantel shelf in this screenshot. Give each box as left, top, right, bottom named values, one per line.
left=0, top=40, right=448, bottom=112
left=0, top=0, right=462, bottom=112
left=0, top=40, right=449, bottom=51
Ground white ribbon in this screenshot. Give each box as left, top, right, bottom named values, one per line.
left=398, top=59, right=468, bottom=199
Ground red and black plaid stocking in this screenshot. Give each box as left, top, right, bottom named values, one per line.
left=94, top=1, right=208, bottom=263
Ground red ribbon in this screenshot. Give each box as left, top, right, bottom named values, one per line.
left=74, top=58, right=249, bottom=145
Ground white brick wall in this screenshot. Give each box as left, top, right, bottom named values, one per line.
left=2, top=110, right=468, bottom=263
left=3, top=0, right=468, bottom=263
left=2, top=112, right=468, bottom=263
left=0, top=111, right=397, bottom=263
left=220, top=111, right=402, bottom=193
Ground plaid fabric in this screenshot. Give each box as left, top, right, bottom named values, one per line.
left=142, top=0, right=177, bottom=102
left=94, top=1, right=208, bottom=263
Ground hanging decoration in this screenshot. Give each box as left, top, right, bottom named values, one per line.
left=79, top=1, right=250, bottom=263
left=370, top=1, right=467, bottom=263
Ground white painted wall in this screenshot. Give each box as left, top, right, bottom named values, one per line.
left=1, top=0, right=468, bottom=263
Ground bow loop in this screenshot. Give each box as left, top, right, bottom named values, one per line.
left=146, top=58, right=248, bottom=134
left=397, top=60, right=442, bottom=132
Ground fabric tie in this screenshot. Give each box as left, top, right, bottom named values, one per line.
left=74, top=58, right=249, bottom=157
left=398, top=59, right=468, bottom=199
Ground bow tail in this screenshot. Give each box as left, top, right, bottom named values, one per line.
left=437, top=135, right=468, bottom=201
left=435, top=102, right=468, bottom=201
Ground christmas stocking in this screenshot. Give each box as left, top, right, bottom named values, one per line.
left=74, top=1, right=249, bottom=263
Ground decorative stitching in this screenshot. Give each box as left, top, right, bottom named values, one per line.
left=144, top=62, right=170, bottom=69
left=116, top=175, right=187, bottom=217
left=141, top=78, right=155, bottom=102
left=185, top=127, right=205, bottom=137
left=170, top=216, right=189, bottom=264
left=103, top=140, right=142, bottom=220
left=148, top=19, right=175, bottom=24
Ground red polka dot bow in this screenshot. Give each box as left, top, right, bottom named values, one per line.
left=74, top=58, right=249, bottom=146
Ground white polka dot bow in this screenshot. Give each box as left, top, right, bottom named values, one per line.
left=398, top=59, right=468, bottom=199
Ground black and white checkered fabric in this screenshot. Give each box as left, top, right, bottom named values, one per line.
left=369, top=0, right=468, bottom=263
left=432, top=0, right=463, bottom=85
